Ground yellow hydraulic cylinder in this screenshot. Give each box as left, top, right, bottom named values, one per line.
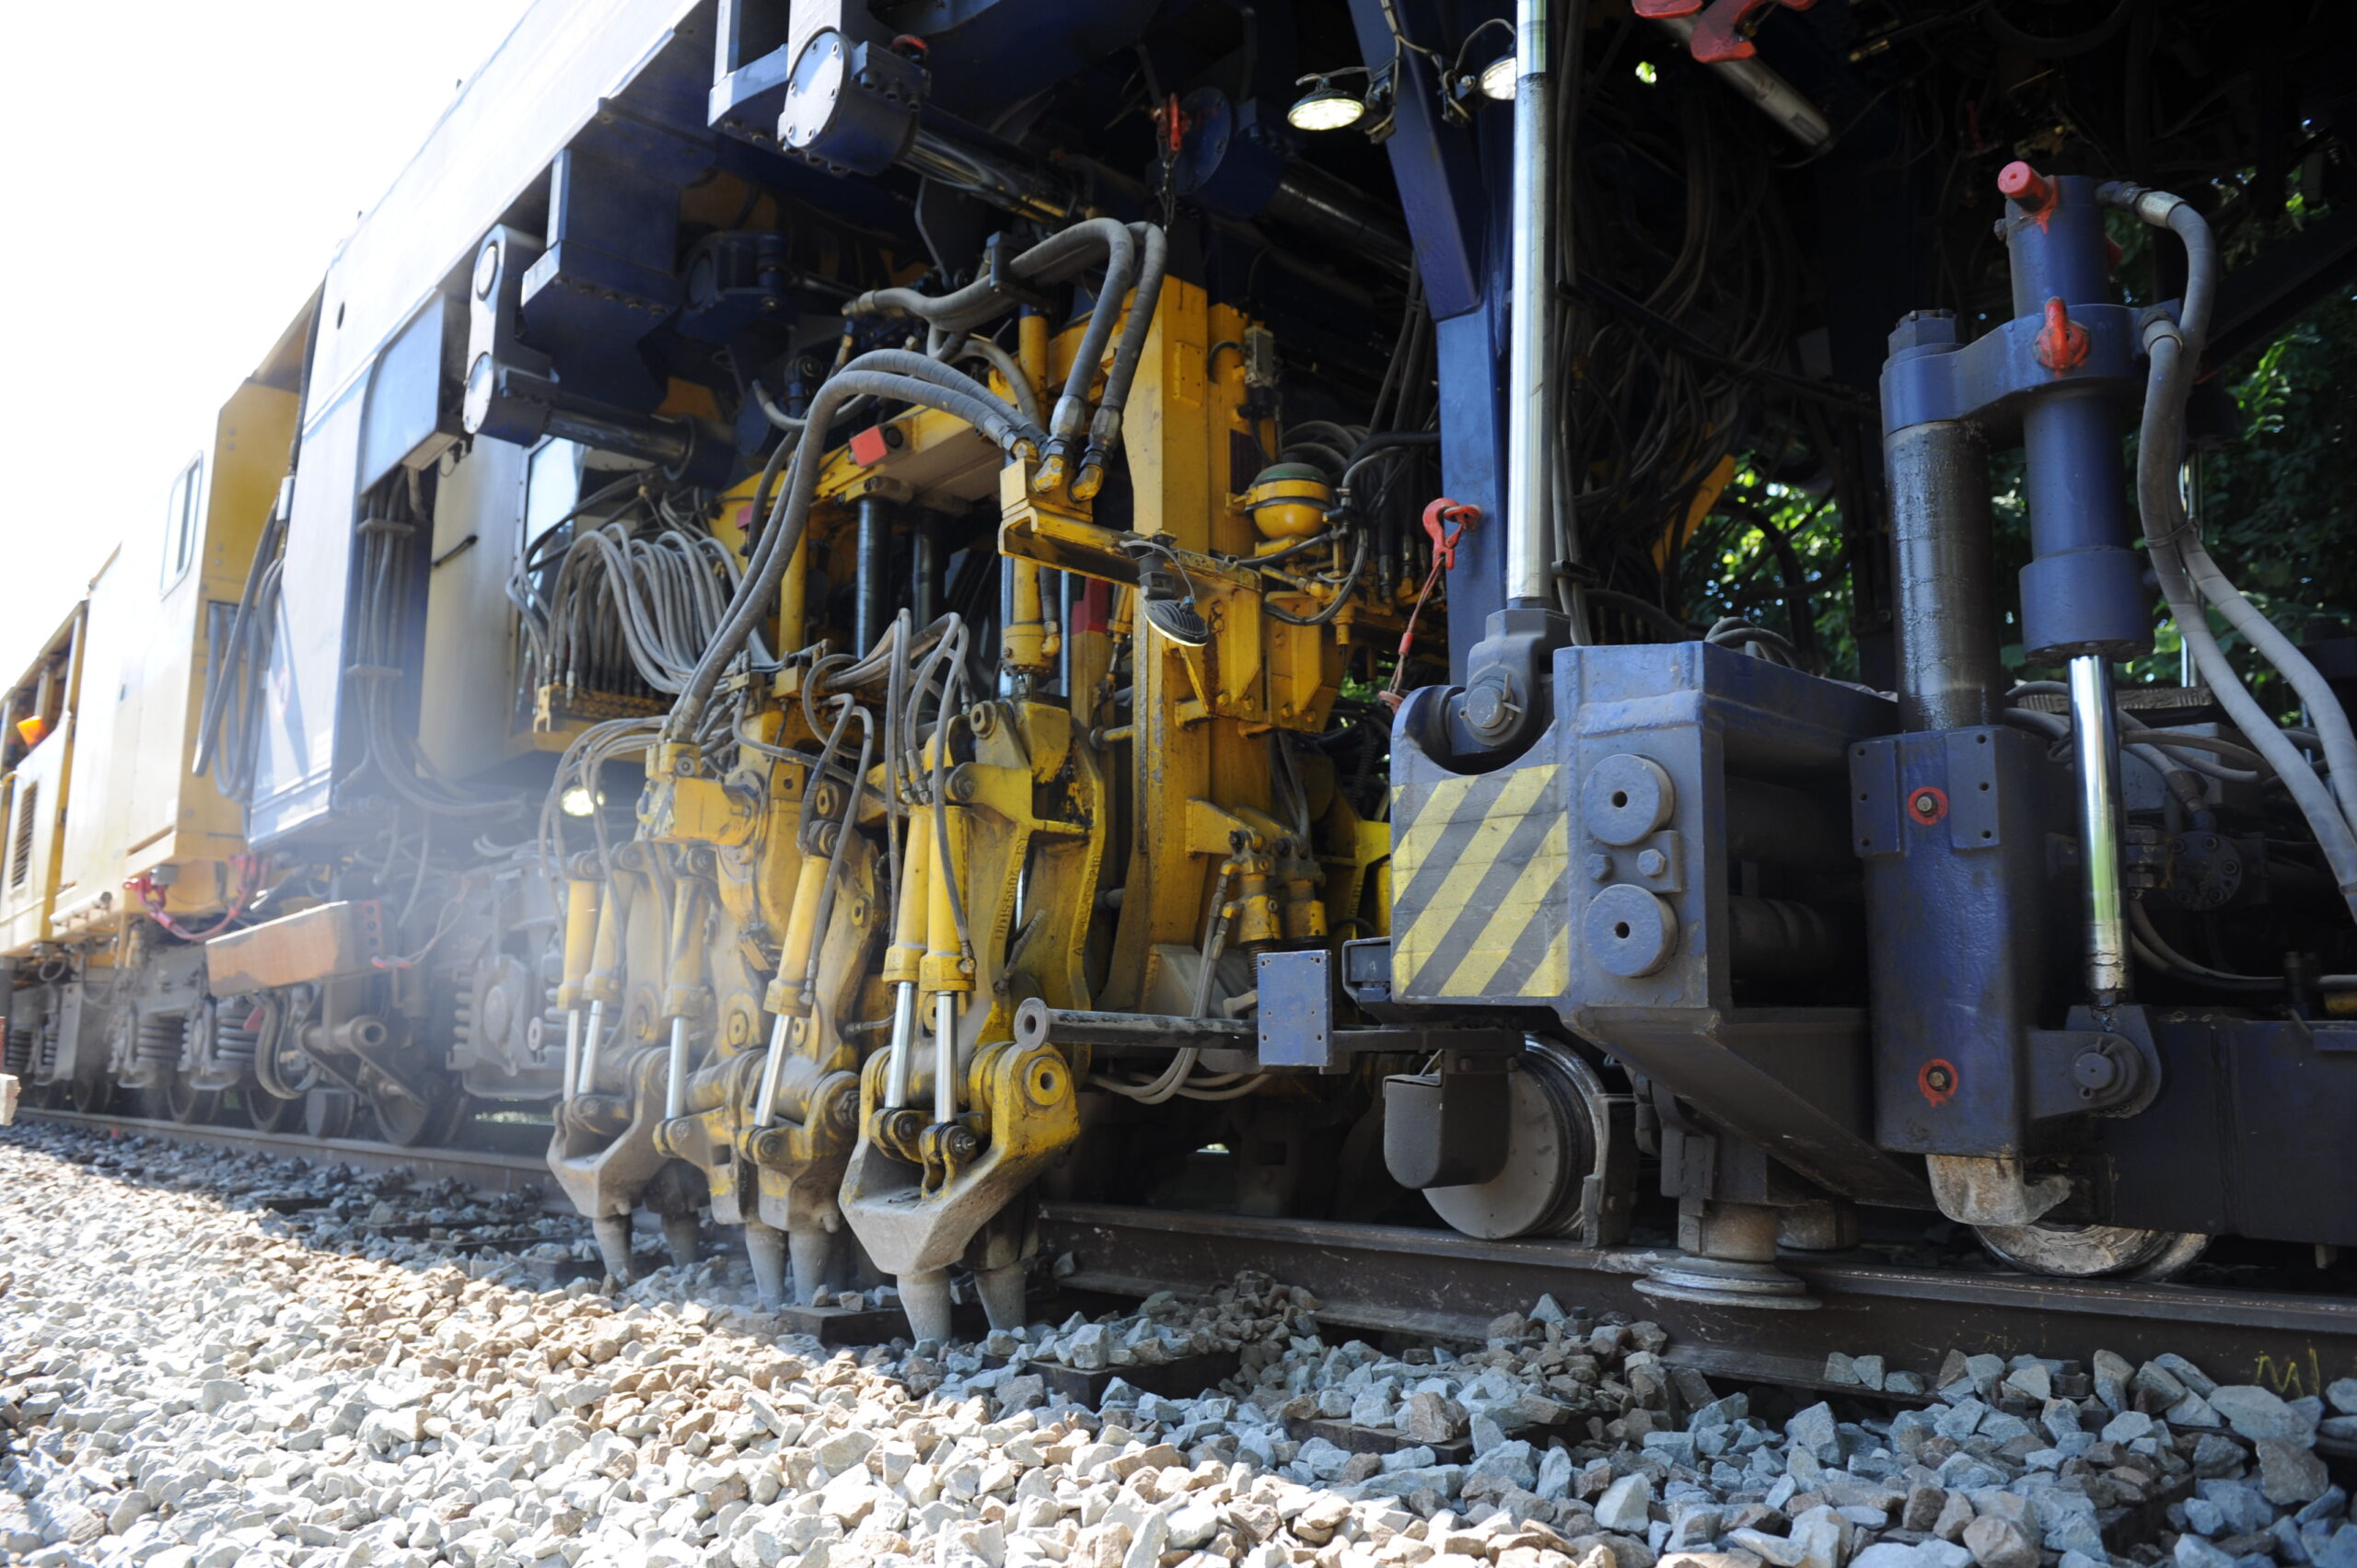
left=583, top=873, right=624, bottom=1008
left=918, top=813, right=970, bottom=998
left=881, top=819, right=932, bottom=1110
left=1004, top=311, right=1060, bottom=675
left=555, top=873, right=601, bottom=1010
left=763, top=830, right=833, bottom=1017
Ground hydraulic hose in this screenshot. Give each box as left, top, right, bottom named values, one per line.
left=843, top=350, right=1039, bottom=445
left=2101, top=184, right=2357, bottom=823
left=1039, top=218, right=1136, bottom=445
left=948, top=337, right=1043, bottom=431
left=1082, top=223, right=1171, bottom=477
left=2098, top=180, right=2357, bottom=914
left=1263, top=530, right=1371, bottom=628
left=668, top=363, right=1034, bottom=744
left=2133, top=327, right=2357, bottom=914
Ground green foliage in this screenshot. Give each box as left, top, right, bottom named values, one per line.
left=1684, top=224, right=2357, bottom=707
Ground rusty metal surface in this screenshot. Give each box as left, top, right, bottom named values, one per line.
left=203, top=900, right=385, bottom=993
left=16, top=1108, right=557, bottom=1204
left=1036, top=1202, right=2357, bottom=1408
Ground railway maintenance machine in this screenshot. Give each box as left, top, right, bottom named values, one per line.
left=6, top=0, right=2356, bottom=1335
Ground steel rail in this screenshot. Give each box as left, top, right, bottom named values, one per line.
left=15, top=1111, right=2354, bottom=1428
left=15, top=1108, right=556, bottom=1202
left=1037, top=1202, right=2357, bottom=1415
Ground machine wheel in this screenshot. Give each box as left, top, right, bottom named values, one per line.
left=66, top=1074, right=112, bottom=1114
left=304, top=1089, right=356, bottom=1142
left=368, top=1085, right=444, bottom=1148
left=243, top=1086, right=303, bottom=1132
left=164, top=1074, right=219, bottom=1126
left=1422, top=1039, right=1630, bottom=1244
left=1976, top=1222, right=2210, bottom=1281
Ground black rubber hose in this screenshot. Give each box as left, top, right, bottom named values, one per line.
left=1040, top=219, right=1136, bottom=443
left=667, top=366, right=1032, bottom=743
left=1086, top=223, right=1171, bottom=458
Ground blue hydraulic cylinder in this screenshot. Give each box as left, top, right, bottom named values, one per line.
left=2000, top=167, right=2151, bottom=661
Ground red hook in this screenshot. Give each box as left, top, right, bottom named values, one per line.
left=1422, top=497, right=1479, bottom=571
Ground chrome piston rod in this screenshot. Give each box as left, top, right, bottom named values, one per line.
left=665, top=1016, right=689, bottom=1121
left=578, top=1000, right=606, bottom=1097
left=1504, top=0, right=1556, bottom=606
left=2068, top=655, right=2131, bottom=1004
left=754, top=1012, right=792, bottom=1126
left=885, top=981, right=917, bottom=1109
left=933, top=993, right=958, bottom=1126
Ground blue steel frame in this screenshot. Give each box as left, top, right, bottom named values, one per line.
left=1345, top=0, right=1513, bottom=684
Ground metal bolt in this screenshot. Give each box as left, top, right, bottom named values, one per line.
left=1587, top=854, right=1613, bottom=882
left=1636, top=848, right=1667, bottom=878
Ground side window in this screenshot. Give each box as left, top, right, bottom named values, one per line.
left=161, top=456, right=202, bottom=592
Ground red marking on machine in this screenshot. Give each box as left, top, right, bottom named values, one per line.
left=1155, top=94, right=1190, bottom=156
left=1382, top=499, right=1480, bottom=711
left=1997, top=160, right=2051, bottom=209
left=1920, top=1058, right=1958, bottom=1107
left=2036, top=297, right=2092, bottom=373
left=1906, top=784, right=1948, bottom=826
left=848, top=426, right=890, bottom=467
left=1634, top=0, right=1817, bottom=65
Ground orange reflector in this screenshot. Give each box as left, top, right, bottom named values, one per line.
left=14, top=716, right=45, bottom=748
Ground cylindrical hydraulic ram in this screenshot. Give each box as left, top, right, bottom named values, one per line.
left=771, top=842, right=832, bottom=1016
left=1504, top=0, right=1557, bottom=607
left=854, top=495, right=890, bottom=656
left=557, top=877, right=600, bottom=1008
left=885, top=981, right=917, bottom=1109
left=562, top=1009, right=583, bottom=1100
left=932, top=993, right=958, bottom=1127
left=1646, top=16, right=1830, bottom=147
left=665, top=1016, right=689, bottom=1121
left=1013, top=999, right=1255, bottom=1052
left=579, top=999, right=606, bottom=1096
left=882, top=816, right=932, bottom=1111
left=1885, top=419, right=2002, bottom=733
left=911, top=525, right=941, bottom=628
left=2069, top=655, right=2132, bottom=1004
left=754, top=1011, right=792, bottom=1126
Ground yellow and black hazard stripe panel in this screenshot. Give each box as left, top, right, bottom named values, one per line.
left=1390, top=761, right=1571, bottom=1002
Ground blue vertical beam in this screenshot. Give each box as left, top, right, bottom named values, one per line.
left=1345, top=0, right=1514, bottom=682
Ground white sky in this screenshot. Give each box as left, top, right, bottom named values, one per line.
left=0, top=0, right=536, bottom=680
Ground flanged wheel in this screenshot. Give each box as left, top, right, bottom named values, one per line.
left=243, top=1086, right=302, bottom=1132
left=1422, top=1039, right=1631, bottom=1244
left=66, top=1074, right=111, bottom=1114
left=164, top=1074, right=219, bottom=1126
left=367, top=1083, right=464, bottom=1148
left=305, top=1089, right=356, bottom=1141
left=1976, top=1222, right=2210, bottom=1281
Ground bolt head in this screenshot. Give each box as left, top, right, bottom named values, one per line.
left=1636, top=848, right=1667, bottom=877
